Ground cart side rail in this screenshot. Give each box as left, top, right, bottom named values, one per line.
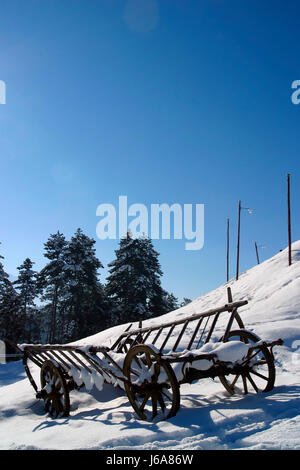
left=111, top=297, right=248, bottom=354
left=19, top=344, right=127, bottom=393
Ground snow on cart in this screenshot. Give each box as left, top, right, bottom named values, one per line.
left=10, top=288, right=283, bottom=421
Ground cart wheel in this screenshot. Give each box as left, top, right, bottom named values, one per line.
left=40, top=360, right=70, bottom=418
left=123, top=345, right=180, bottom=421
left=218, top=330, right=275, bottom=396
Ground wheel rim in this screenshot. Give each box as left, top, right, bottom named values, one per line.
left=219, top=330, right=275, bottom=395
left=123, top=345, right=180, bottom=421
left=40, top=361, right=70, bottom=418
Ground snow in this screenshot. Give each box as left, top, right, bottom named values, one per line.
left=1, top=242, right=300, bottom=449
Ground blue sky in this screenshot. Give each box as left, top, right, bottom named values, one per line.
left=0, top=0, right=299, bottom=301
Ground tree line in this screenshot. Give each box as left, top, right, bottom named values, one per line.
left=0, top=229, right=191, bottom=344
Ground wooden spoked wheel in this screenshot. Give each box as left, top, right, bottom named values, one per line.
left=40, top=360, right=70, bottom=418
left=219, top=330, right=276, bottom=396
left=123, top=345, right=180, bottom=421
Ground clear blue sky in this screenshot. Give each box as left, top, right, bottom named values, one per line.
left=0, top=0, right=299, bottom=301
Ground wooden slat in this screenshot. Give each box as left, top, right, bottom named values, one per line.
left=187, top=318, right=203, bottom=350
left=195, top=316, right=210, bottom=349
left=223, top=308, right=238, bottom=342
left=159, top=325, right=176, bottom=353
left=59, top=350, right=82, bottom=371
left=46, top=350, right=72, bottom=370
left=110, top=323, right=133, bottom=350
left=172, top=320, right=189, bottom=351
left=68, top=350, right=92, bottom=373
left=141, top=330, right=152, bottom=344
left=152, top=327, right=163, bottom=346
left=205, top=312, right=221, bottom=344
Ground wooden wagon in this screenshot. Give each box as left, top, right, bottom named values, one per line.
left=12, top=288, right=283, bottom=421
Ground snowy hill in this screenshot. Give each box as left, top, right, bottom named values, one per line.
left=1, top=242, right=300, bottom=450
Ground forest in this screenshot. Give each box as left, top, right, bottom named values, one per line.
left=0, top=230, right=191, bottom=344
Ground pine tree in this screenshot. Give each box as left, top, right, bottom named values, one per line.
left=105, top=233, right=167, bottom=325
left=180, top=298, right=192, bottom=307
left=0, top=249, right=22, bottom=343
left=163, top=292, right=179, bottom=312
left=62, top=228, right=106, bottom=340
left=38, top=231, right=68, bottom=343
left=14, top=258, right=39, bottom=343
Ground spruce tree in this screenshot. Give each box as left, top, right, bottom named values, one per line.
left=38, top=231, right=68, bottom=343
left=63, top=228, right=106, bottom=340
left=163, top=292, right=179, bottom=312
left=105, top=233, right=167, bottom=325
left=0, top=249, right=22, bottom=343
left=180, top=298, right=192, bottom=307
left=14, top=258, right=39, bottom=343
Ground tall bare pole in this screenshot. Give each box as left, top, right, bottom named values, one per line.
left=227, top=218, right=229, bottom=282
left=287, top=173, right=292, bottom=266
left=255, top=241, right=260, bottom=264
left=236, top=200, right=241, bottom=280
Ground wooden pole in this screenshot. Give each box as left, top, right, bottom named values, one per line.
left=236, top=200, right=241, bottom=280
left=227, top=286, right=233, bottom=303
left=287, top=173, right=292, bottom=266
left=255, top=241, right=260, bottom=264
left=227, top=218, right=229, bottom=282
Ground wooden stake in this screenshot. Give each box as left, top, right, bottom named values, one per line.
left=236, top=200, right=241, bottom=280
left=287, top=173, right=292, bottom=266
left=227, top=218, right=229, bottom=282
left=255, top=242, right=260, bottom=264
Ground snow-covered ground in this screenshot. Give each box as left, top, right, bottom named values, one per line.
left=1, top=242, right=300, bottom=450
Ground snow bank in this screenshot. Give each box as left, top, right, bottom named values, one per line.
left=1, top=241, right=300, bottom=450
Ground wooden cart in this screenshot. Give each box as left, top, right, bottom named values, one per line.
left=13, top=288, right=283, bottom=421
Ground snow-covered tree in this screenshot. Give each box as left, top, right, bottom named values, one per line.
left=0, top=249, right=22, bottom=342
left=14, top=258, right=39, bottom=342
left=105, top=233, right=168, bottom=325
left=39, top=229, right=107, bottom=343
left=38, top=231, right=68, bottom=343
left=180, top=297, right=192, bottom=307
left=62, top=228, right=106, bottom=340
left=163, top=292, right=179, bottom=312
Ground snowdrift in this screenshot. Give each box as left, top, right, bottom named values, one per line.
left=75, top=241, right=300, bottom=352
left=1, top=241, right=300, bottom=449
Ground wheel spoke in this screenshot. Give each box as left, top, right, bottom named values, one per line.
left=133, top=356, right=142, bottom=369
left=152, top=394, right=158, bottom=419
left=145, top=352, right=152, bottom=368
left=154, top=362, right=163, bottom=383
left=128, top=367, right=140, bottom=378
left=139, top=392, right=151, bottom=412
left=242, top=375, right=248, bottom=394
left=49, top=400, right=55, bottom=416
left=245, top=349, right=260, bottom=361
left=161, top=389, right=172, bottom=401
left=157, top=393, right=166, bottom=413
left=246, top=373, right=259, bottom=392
left=253, top=360, right=268, bottom=366
left=230, top=374, right=240, bottom=390
left=250, top=369, right=269, bottom=381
